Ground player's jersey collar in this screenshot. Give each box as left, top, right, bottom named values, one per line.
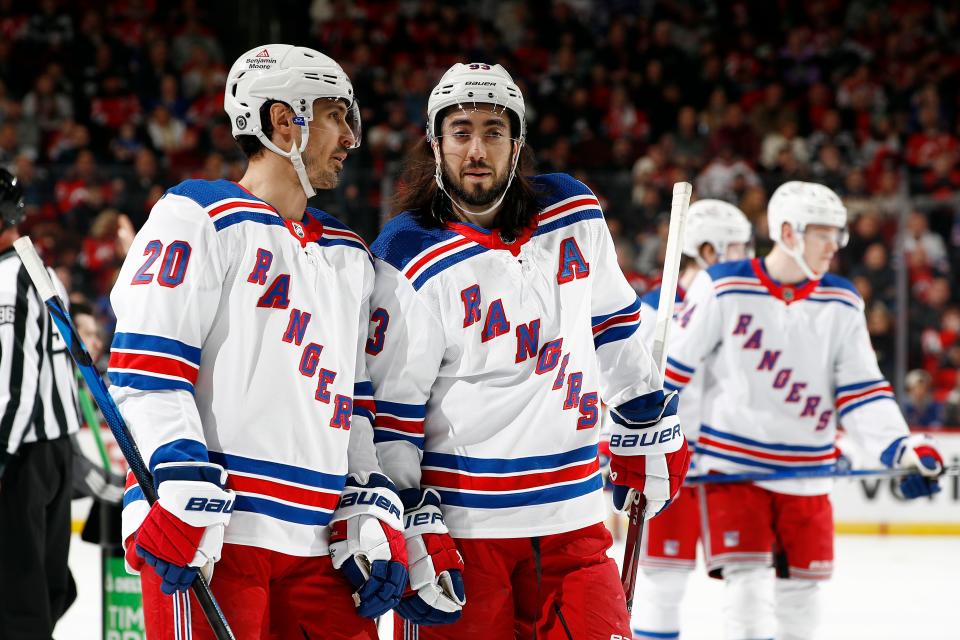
left=750, top=257, right=819, bottom=304
left=231, top=181, right=321, bottom=247
left=444, top=218, right=536, bottom=257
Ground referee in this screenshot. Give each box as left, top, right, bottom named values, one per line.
left=0, top=167, right=81, bottom=640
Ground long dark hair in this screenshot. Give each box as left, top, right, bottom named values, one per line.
left=392, top=137, right=544, bottom=241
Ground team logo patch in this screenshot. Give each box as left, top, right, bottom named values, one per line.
left=664, top=539, right=680, bottom=556
left=235, top=115, right=247, bottom=130
left=291, top=222, right=304, bottom=238
left=723, top=530, right=740, bottom=548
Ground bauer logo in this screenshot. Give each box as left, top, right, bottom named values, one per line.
left=184, top=497, right=234, bottom=513
left=609, top=424, right=681, bottom=449
left=338, top=490, right=403, bottom=520
left=465, top=81, right=497, bottom=86
left=406, top=511, right=444, bottom=528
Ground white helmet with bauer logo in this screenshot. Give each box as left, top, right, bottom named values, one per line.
left=427, top=63, right=526, bottom=217
left=225, top=44, right=360, bottom=198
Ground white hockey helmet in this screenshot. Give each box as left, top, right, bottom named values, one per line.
left=224, top=44, right=360, bottom=197
left=768, top=181, right=848, bottom=279
left=426, top=62, right=526, bottom=142
left=683, top=199, right=752, bottom=266
left=427, top=62, right=527, bottom=218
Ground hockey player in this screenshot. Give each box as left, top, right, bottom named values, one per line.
left=366, top=62, right=689, bottom=640
left=630, top=200, right=752, bottom=640
left=664, top=181, right=944, bottom=640
left=111, top=45, right=407, bottom=640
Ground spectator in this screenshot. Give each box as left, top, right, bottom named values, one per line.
left=695, top=147, right=761, bottom=203
left=851, top=242, right=896, bottom=305
left=670, top=105, right=708, bottom=171
left=902, top=369, right=945, bottom=427
left=709, top=103, right=760, bottom=162
left=904, top=210, right=949, bottom=271
left=21, top=73, right=73, bottom=140
left=145, top=104, right=186, bottom=154
left=807, top=108, right=858, bottom=166
left=760, top=115, right=809, bottom=169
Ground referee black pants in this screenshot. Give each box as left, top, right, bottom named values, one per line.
left=0, top=437, right=73, bottom=640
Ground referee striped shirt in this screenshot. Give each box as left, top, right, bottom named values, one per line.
left=0, top=247, right=79, bottom=475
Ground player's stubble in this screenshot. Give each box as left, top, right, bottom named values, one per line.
left=308, top=145, right=349, bottom=190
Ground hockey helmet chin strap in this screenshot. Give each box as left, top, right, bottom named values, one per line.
left=431, top=103, right=524, bottom=220
left=256, top=119, right=316, bottom=199
left=782, top=225, right=821, bottom=281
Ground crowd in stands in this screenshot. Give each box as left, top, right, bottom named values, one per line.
left=1, top=0, right=960, bottom=426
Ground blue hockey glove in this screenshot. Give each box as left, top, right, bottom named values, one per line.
left=395, top=488, right=465, bottom=625
left=881, top=434, right=944, bottom=499
left=329, top=472, right=408, bottom=618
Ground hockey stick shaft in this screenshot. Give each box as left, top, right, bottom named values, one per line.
left=13, top=237, right=236, bottom=640
left=685, top=464, right=960, bottom=485
left=621, top=182, right=692, bottom=611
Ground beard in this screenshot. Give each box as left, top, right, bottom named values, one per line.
left=442, top=161, right=510, bottom=207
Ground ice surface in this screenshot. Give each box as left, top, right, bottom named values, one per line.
left=58, top=532, right=960, bottom=639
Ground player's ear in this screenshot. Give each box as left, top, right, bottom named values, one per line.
left=699, top=242, right=716, bottom=264
left=780, top=222, right=795, bottom=248
left=269, top=102, right=295, bottom=144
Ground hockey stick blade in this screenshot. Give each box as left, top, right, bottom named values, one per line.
left=13, top=236, right=236, bottom=640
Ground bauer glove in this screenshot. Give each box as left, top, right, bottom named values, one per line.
left=329, top=472, right=409, bottom=618
left=607, top=390, right=690, bottom=519
left=881, top=434, right=944, bottom=499
left=395, top=488, right=465, bottom=625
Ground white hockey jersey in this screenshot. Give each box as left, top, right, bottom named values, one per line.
left=366, top=173, right=667, bottom=538
left=638, top=286, right=705, bottom=446
left=666, top=257, right=909, bottom=495
left=110, top=179, right=379, bottom=557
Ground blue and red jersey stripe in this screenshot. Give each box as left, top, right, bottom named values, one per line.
left=108, top=332, right=201, bottom=394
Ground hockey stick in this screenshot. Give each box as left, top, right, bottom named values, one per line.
left=620, top=182, right=692, bottom=613
left=13, top=237, right=236, bottom=640
left=685, top=464, right=960, bottom=485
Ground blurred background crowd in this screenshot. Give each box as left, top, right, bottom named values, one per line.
left=2, top=0, right=959, bottom=426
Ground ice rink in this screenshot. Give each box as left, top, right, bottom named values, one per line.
left=57, top=532, right=960, bottom=639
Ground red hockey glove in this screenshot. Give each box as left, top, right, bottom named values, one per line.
left=126, top=462, right=233, bottom=595
left=607, top=390, right=689, bottom=519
